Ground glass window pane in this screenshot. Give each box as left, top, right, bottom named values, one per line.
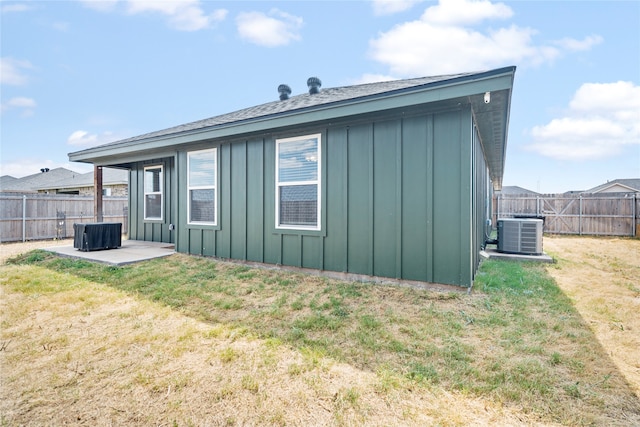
left=189, top=150, right=216, bottom=187
left=144, top=168, right=162, bottom=193
left=187, top=149, right=216, bottom=224
left=145, top=194, right=162, bottom=219
left=279, top=185, right=317, bottom=226
left=190, top=189, right=216, bottom=223
left=278, top=137, right=318, bottom=182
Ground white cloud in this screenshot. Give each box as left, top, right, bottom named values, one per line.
left=372, top=0, right=422, bottom=16
left=421, top=0, right=512, bottom=25
left=79, top=0, right=227, bottom=31
left=553, top=35, right=603, bottom=52
left=236, top=9, right=303, bottom=47
left=7, top=97, right=36, bottom=108
left=126, top=0, right=227, bottom=31
left=526, top=81, right=640, bottom=161
left=67, top=130, right=118, bottom=147
left=569, top=81, right=639, bottom=113
left=368, top=0, right=600, bottom=76
left=1, top=57, right=34, bottom=86
left=1, top=96, right=37, bottom=116
left=1, top=3, right=34, bottom=13
left=78, top=0, right=119, bottom=12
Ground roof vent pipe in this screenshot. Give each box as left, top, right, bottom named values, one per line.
left=278, top=84, right=291, bottom=101
left=307, top=77, right=321, bottom=94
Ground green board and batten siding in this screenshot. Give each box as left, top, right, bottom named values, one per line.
left=129, top=156, right=176, bottom=244
left=128, top=106, right=482, bottom=287
left=73, top=68, right=516, bottom=288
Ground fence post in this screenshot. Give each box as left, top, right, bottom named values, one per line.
left=579, top=195, right=583, bottom=236
left=633, top=193, right=637, bottom=237
left=22, top=194, right=27, bottom=242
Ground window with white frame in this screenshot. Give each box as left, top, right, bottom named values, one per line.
left=144, top=165, right=163, bottom=220
left=188, top=148, right=217, bottom=225
left=276, top=134, right=321, bottom=229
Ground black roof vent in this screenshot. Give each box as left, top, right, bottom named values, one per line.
left=307, top=77, right=321, bottom=94
left=278, top=84, right=291, bottom=101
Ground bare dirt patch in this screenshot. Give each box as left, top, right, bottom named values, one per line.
left=543, top=235, right=640, bottom=399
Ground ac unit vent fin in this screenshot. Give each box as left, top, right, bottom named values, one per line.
left=497, top=218, right=543, bottom=255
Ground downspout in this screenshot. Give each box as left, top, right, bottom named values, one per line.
left=485, top=191, right=498, bottom=246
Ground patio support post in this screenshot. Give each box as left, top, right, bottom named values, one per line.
left=94, top=165, right=103, bottom=222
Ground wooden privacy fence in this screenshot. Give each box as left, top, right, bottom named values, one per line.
left=0, top=194, right=128, bottom=243
left=495, top=193, right=639, bottom=237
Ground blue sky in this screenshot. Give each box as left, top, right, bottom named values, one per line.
left=1, top=0, right=638, bottom=193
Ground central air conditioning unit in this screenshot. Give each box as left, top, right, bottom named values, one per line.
left=497, top=218, right=543, bottom=255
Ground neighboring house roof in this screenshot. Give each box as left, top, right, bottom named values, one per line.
left=69, top=66, right=516, bottom=189
left=497, top=185, right=539, bottom=195
left=36, top=167, right=128, bottom=192
left=0, top=167, right=79, bottom=193
left=584, top=179, right=640, bottom=194
left=0, top=175, right=19, bottom=188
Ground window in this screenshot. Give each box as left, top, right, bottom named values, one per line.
left=276, top=134, right=321, bottom=230
left=188, top=148, right=217, bottom=225
left=102, top=188, right=112, bottom=197
left=144, top=165, right=163, bottom=220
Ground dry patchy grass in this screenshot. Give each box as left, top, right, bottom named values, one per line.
left=543, top=236, right=640, bottom=399
left=1, top=265, right=534, bottom=426
left=1, top=237, right=639, bottom=426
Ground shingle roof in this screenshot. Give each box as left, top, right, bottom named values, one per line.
left=69, top=66, right=515, bottom=189
left=497, top=186, right=540, bottom=195
left=80, top=71, right=479, bottom=148
left=0, top=175, right=19, bottom=187
left=36, top=167, right=128, bottom=191
left=585, top=179, right=640, bottom=193
left=0, top=168, right=79, bottom=193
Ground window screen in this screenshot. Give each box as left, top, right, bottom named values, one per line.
left=188, top=148, right=217, bottom=224
left=276, top=134, right=320, bottom=229
left=279, top=185, right=317, bottom=226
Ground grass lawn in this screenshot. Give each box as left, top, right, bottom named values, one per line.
left=1, top=244, right=639, bottom=426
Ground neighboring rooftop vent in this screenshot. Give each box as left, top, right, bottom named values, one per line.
left=278, top=84, right=291, bottom=101
left=40, top=168, right=50, bottom=173
left=307, top=77, right=321, bottom=94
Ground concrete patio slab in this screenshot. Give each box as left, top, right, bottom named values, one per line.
left=480, top=248, right=554, bottom=263
left=42, top=240, right=175, bottom=266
